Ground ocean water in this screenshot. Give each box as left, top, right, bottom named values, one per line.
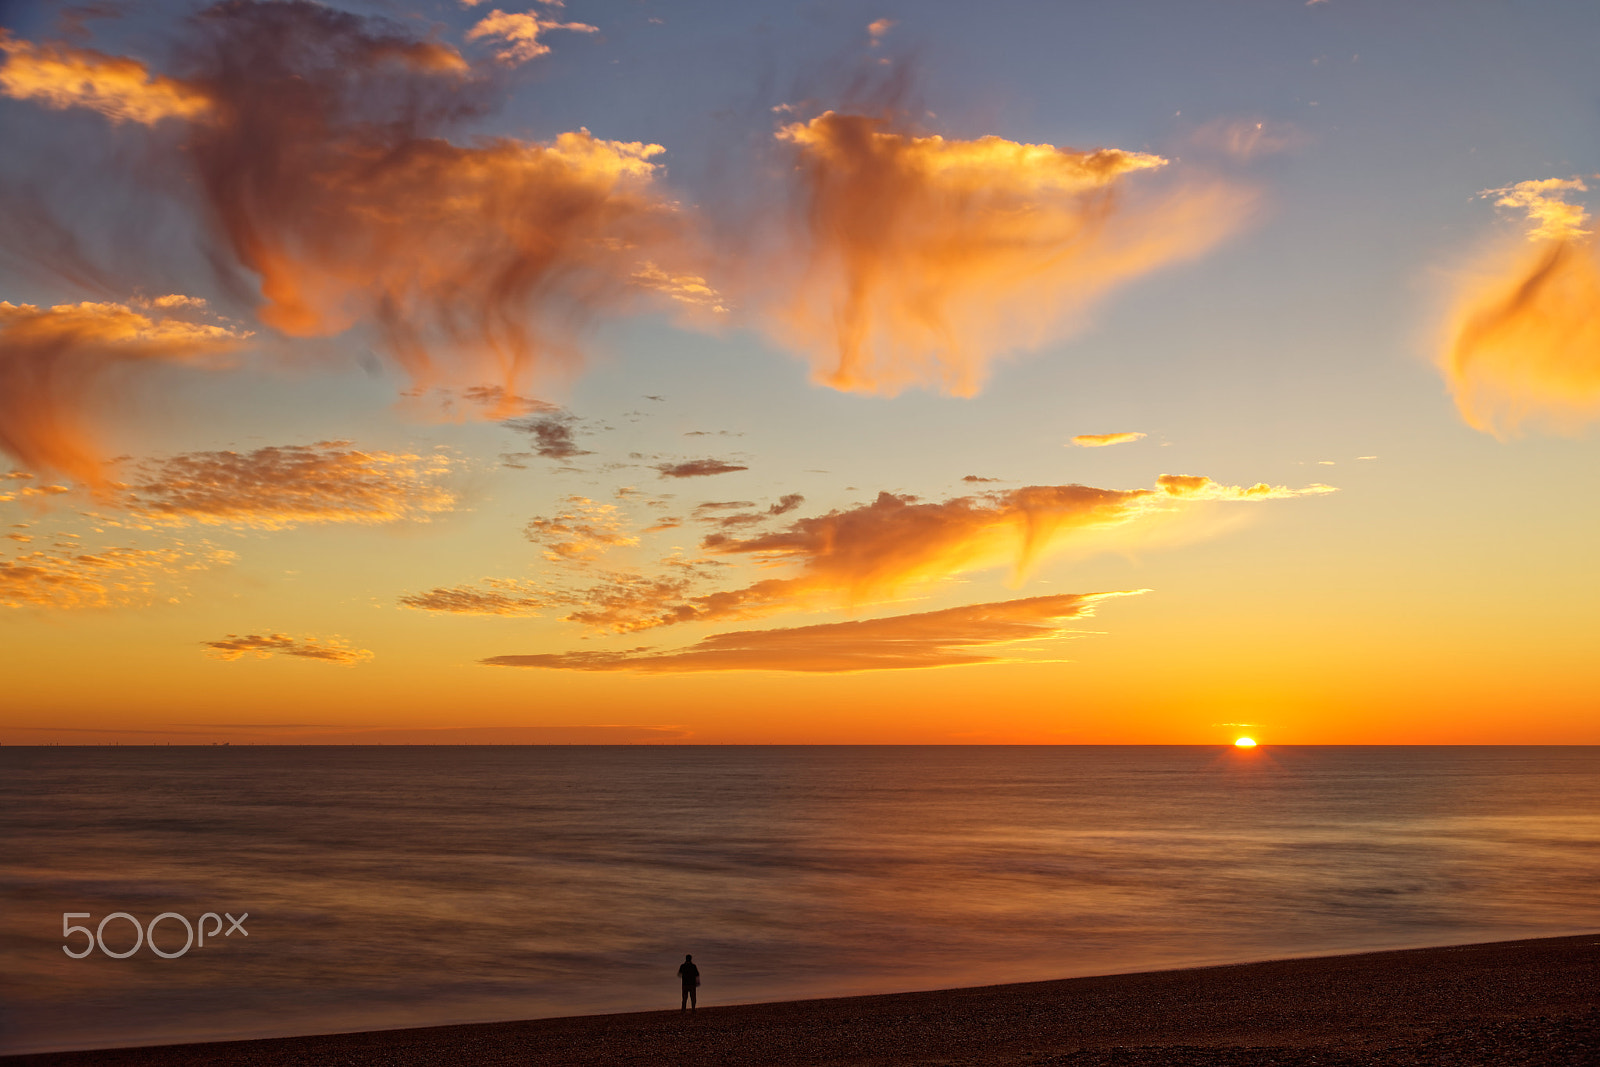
left=1, top=745, right=1597, bottom=1054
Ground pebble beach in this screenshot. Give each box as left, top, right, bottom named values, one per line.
left=8, top=934, right=1596, bottom=1066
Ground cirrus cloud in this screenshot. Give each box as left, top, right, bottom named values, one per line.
left=543, top=475, right=1333, bottom=633
left=0, top=541, right=235, bottom=610
left=768, top=110, right=1254, bottom=396
left=0, top=300, right=248, bottom=486
left=202, top=632, right=373, bottom=664
left=1440, top=178, right=1600, bottom=436
left=398, top=578, right=543, bottom=616
left=483, top=591, right=1143, bottom=673
left=115, top=442, right=457, bottom=530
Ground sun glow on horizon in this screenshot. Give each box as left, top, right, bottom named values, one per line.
left=1234, top=737, right=1257, bottom=747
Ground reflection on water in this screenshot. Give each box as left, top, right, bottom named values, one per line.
left=1, top=746, right=1596, bottom=1053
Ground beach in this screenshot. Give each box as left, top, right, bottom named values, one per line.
left=8, top=934, right=1596, bottom=1066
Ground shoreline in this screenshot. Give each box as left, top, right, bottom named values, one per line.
left=7, top=933, right=1597, bottom=1065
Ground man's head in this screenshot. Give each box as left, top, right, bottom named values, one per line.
left=685, top=954, right=693, bottom=961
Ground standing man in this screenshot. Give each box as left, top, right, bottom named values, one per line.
left=677, top=954, right=700, bottom=1010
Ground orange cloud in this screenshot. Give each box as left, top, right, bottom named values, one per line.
left=1071, top=432, right=1146, bottom=448
left=175, top=2, right=697, bottom=408
left=0, top=300, right=248, bottom=486
left=466, top=8, right=598, bottom=65
left=1153, top=474, right=1328, bottom=500
left=0, top=480, right=71, bottom=503
left=202, top=633, right=373, bottom=664
left=3, top=5, right=704, bottom=419
left=115, top=443, right=455, bottom=530
left=0, top=541, right=234, bottom=610
left=483, top=591, right=1142, bottom=673
left=553, top=475, right=1331, bottom=632
left=769, top=110, right=1253, bottom=395
left=398, top=578, right=543, bottom=616
left=630, top=263, right=729, bottom=317
left=1440, top=179, right=1600, bottom=435
left=0, top=30, right=211, bottom=124
left=526, top=496, right=638, bottom=561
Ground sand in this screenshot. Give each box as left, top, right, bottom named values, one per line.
left=7, top=934, right=1597, bottom=1066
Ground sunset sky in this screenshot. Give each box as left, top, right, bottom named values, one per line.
left=2, top=0, right=1597, bottom=744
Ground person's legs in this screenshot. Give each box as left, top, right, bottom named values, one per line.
left=681, top=987, right=689, bottom=1010
left=689, top=986, right=697, bottom=1009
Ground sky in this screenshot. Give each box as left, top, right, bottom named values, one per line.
left=1, top=0, right=1597, bottom=745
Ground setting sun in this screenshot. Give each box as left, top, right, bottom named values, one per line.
left=1234, top=737, right=1257, bottom=748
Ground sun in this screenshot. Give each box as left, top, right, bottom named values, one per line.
left=1234, top=737, right=1257, bottom=748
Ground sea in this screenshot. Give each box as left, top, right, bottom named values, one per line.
left=2, top=745, right=1597, bottom=1054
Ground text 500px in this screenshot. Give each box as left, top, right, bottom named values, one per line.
left=62, top=911, right=248, bottom=958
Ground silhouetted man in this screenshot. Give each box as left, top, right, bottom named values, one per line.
left=678, top=954, right=700, bottom=1010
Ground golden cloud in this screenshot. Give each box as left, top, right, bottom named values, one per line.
left=1071, top=432, right=1146, bottom=448
left=483, top=591, right=1142, bottom=673
left=1440, top=178, right=1600, bottom=435
left=526, top=496, right=638, bottom=561
left=1153, top=474, right=1328, bottom=500
left=176, top=2, right=697, bottom=408
left=466, top=8, right=598, bottom=65
left=551, top=475, right=1331, bottom=632
left=2, top=5, right=705, bottom=423
left=398, top=578, right=543, bottom=616
left=0, top=300, right=248, bottom=486
left=117, top=443, right=456, bottom=530
left=1489, top=178, right=1591, bottom=242
left=0, top=541, right=235, bottom=610
left=630, top=263, right=729, bottom=316
left=202, top=633, right=373, bottom=664
left=769, top=110, right=1253, bottom=395
left=0, top=30, right=211, bottom=124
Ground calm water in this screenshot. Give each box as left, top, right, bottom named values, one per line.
left=1, top=746, right=1597, bottom=1053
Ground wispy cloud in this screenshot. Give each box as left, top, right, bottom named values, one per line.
left=398, top=579, right=543, bottom=616
left=690, top=493, right=806, bottom=530
left=548, top=475, right=1332, bottom=632
left=0, top=300, right=247, bottom=486
left=1071, top=432, right=1147, bottom=448
left=1439, top=177, right=1600, bottom=435
left=0, top=30, right=210, bottom=124
left=1189, top=118, right=1306, bottom=161
left=1488, top=178, right=1591, bottom=242
left=484, top=591, right=1142, bottom=673
left=465, top=8, right=598, bottom=65
left=0, top=541, right=234, bottom=609
left=768, top=110, right=1253, bottom=396
left=526, top=496, right=638, bottom=562
left=117, top=443, right=456, bottom=530
left=461, top=386, right=555, bottom=418
left=202, top=633, right=373, bottom=664
left=1, top=4, right=705, bottom=418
